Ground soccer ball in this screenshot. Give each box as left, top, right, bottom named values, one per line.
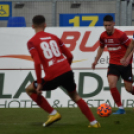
left=97, top=103, right=112, bottom=117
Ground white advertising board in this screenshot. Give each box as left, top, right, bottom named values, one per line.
left=0, top=27, right=134, bottom=108
left=0, top=70, right=134, bottom=108
left=0, top=27, right=134, bottom=69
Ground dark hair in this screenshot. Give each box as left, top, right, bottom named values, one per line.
left=32, top=15, right=45, bottom=26
left=103, top=15, right=113, bottom=22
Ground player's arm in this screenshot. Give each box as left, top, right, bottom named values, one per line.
left=120, top=33, right=134, bottom=66
left=123, top=39, right=134, bottom=59
left=27, top=41, right=42, bottom=94
left=31, top=49, right=42, bottom=83
left=120, top=40, right=134, bottom=66
left=92, top=46, right=104, bottom=69
left=92, top=36, right=105, bottom=69
left=125, top=45, right=134, bottom=63
left=60, top=45, right=73, bottom=64
left=58, top=38, right=73, bottom=65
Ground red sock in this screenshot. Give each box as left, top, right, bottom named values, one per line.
left=110, top=87, right=122, bottom=107
left=30, top=93, right=54, bottom=114
left=76, top=98, right=95, bottom=122
left=132, top=87, right=134, bottom=95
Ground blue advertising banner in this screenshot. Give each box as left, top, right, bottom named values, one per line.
left=0, top=2, right=12, bottom=20
left=60, top=13, right=115, bottom=27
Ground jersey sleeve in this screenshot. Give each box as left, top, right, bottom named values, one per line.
left=60, top=45, right=73, bottom=64
left=56, top=37, right=73, bottom=64
left=99, top=35, right=105, bottom=48
left=58, top=37, right=64, bottom=47
left=120, top=32, right=131, bottom=46
left=27, top=41, right=42, bottom=83
left=27, top=41, right=36, bottom=52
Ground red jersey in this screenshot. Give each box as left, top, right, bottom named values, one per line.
left=99, top=28, right=132, bottom=65
left=27, top=31, right=72, bottom=83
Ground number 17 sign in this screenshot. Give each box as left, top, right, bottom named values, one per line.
left=59, top=13, right=115, bottom=27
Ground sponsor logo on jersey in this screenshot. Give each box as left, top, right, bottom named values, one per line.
left=108, top=39, right=114, bottom=43
left=107, top=46, right=121, bottom=51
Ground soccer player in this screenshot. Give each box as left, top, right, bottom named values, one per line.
left=26, top=15, right=100, bottom=128
left=92, top=15, right=134, bottom=114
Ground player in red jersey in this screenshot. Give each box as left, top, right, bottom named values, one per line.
left=92, top=15, right=134, bottom=114
left=26, top=15, right=100, bottom=128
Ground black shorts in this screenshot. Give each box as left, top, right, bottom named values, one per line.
left=33, top=71, right=76, bottom=92
left=107, top=64, right=133, bottom=83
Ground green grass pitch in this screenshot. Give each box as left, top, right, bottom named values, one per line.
left=0, top=108, right=134, bottom=134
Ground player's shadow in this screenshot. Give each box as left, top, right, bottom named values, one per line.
left=30, top=122, right=71, bottom=127
left=49, top=123, right=73, bottom=127
left=31, top=122, right=43, bottom=126
left=112, top=109, right=134, bottom=114
left=125, top=109, right=134, bottom=114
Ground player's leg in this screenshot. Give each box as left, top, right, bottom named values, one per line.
left=26, top=81, right=60, bottom=127
left=124, top=81, right=134, bottom=94
left=38, top=79, right=62, bottom=127
left=61, top=71, right=100, bottom=128
left=108, top=75, right=125, bottom=114
left=68, top=91, right=100, bottom=128
left=107, top=64, right=125, bottom=114
left=121, top=64, right=134, bottom=94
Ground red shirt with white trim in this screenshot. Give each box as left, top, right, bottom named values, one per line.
left=27, top=31, right=72, bottom=83
left=99, top=28, right=132, bottom=65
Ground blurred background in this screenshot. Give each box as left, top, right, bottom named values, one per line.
left=0, top=0, right=134, bottom=27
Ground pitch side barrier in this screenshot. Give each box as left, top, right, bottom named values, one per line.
left=0, top=27, right=134, bottom=108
